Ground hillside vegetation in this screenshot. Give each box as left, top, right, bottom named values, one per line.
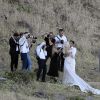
left=0, top=0, right=100, bottom=99
left=0, top=0, right=100, bottom=80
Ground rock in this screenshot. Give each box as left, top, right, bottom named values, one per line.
left=33, top=91, right=48, bottom=99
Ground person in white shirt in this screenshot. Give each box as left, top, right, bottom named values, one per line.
left=55, top=28, right=67, bottom=71
left=19, top=32, right=31, bottom=70
left=36, top=42, right=47, bottom=82
left=19, top=33, right=29, bottom=53
left=55, top=28, right=67, bottom=49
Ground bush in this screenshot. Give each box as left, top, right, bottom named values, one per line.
left=70, top=96, right=85, bottom=100
left=4, top=71, right=35, bottom=84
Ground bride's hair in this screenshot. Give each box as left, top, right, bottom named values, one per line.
left=70, top=40, right=75, bottom=44
left=70, top=40, right=76, bottom=47
left=63, top=41, right=70, bottom=55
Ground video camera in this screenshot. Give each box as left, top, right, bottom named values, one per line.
left=24, top=32, right=37, bottom=43
left=29, top=35, right=37, bottom=43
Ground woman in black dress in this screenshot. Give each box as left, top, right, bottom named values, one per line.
left=47, top=42, right=61, bottom=78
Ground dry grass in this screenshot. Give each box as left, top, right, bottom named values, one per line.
left=0, top=0, right=100, bottom=99
left=0, top=91, right=48, bottom=100
left=0, top=70, right=100, bottom=100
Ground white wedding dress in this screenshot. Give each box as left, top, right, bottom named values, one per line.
left=63, top=46, right=100, bottom=95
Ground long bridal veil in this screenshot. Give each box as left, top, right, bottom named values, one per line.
left=63, top=58, right=100, bottom=95
left=62, top=43, right=100, bottom=95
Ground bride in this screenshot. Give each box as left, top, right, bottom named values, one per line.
left=62, top=40, right=100, bottom=95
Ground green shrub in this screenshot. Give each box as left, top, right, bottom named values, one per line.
left=70, top=96, right=85, bottom=100
left=4, top=71, right=35, bottom=84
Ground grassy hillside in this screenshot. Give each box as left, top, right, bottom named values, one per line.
left=0, top=0, right=100, bottom=99
left=0, top=71, right=100, bottom=100
left=0, top=0, right=100, bottom=80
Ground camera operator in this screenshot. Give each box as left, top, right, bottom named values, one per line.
left=55, top=29, right=67, bottom=49
left=55, top=28, right=68, bottom=72
left=44, top=32, right=55, bottom=62
left=35, top=42, right=47, bottom=82
left=19, top=32, right=33, bottom=71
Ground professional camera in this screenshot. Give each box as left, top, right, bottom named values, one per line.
left=24, top=32, right=37, bottom=43
left=60, top=40, right=64, bottom=44
left=30, top=35, right=37, bottom=43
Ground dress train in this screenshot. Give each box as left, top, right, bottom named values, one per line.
left=63, top=58, right=100, bottom=95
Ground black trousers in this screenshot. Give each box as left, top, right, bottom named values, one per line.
left=37, top=58, right=47, bottom=81
left=46, top=54, right=51, bottom=63
left=58, top=52, right=64, bottom=72
left=45, top=46, right=52, bottom=62
left=10, top=52, right=19, bottom=72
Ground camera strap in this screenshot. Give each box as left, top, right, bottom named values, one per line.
left=55, top=35, right=62, bottom=42
left=55, top=35, right=64, bottom=49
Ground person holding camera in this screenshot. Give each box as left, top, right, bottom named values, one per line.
left=47, top=38, right=60, bottom=80
left=55, top=28, right=67, bottom=72
left=35, top=42, right=47, bottom=82
left=44, top=32, right=55, bottom=61
left=19, top=32, right=32, bottom=71
left=26, top=32, right=37, bottom=49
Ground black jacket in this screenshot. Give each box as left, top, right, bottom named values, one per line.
left=9, top=36, right=19, bottom=54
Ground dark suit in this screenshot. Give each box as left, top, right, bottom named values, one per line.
left=9, top=36, right=19, bottom=72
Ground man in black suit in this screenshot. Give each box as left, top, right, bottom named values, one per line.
left=9, top=32, right=20, bottom=72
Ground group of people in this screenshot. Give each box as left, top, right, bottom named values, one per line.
left=35, top=29, right=68, bottom=82
left=9, top=28, right=100, bottom=95
left=9, top=32, right=36, bottom=72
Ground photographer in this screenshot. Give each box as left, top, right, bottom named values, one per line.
left=35, top=42, right=47, bottom=82
left=25, top=32, right=37, bottom=70
left=19, top=32, right=35, bottom=71
left=55, top=28, right=67, bottom=48
left=55, top=28, right=67, bottom=72
left=44, top=32, right=55, bottom=61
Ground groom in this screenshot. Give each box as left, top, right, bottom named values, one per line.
left=55, top=28, right=67, bottom=71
